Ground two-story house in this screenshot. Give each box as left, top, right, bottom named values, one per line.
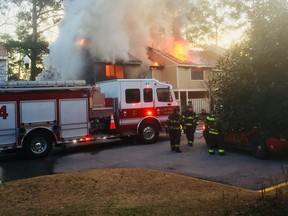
left=146, top=46, right=225, bottom=113
left=38, top=43, right=223, bottom=114
left=0, top=43, right=8, bottom=81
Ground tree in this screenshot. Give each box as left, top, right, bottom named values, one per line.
left=3, top=0, right=63, bottom=80
left=184, top=0, right=249, bottom=48
left=211, top=0, right=288, bottom=136
left=0, top=1, right=14, bottom=30
left=3, top=35, right=49, bottom=80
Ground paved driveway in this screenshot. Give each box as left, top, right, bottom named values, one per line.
left=1, top=131, right=288, bottom=190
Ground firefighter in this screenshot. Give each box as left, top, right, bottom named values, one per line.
left=205, top=111, right=225, bottom=155
left=167, top=106, right=183, bottom=153
left=182, top=104, right=198, bottom=146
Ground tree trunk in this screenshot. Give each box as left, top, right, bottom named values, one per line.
left=30, top=0, right=37, bottom=80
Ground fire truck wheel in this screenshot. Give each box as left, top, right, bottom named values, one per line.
left=251, top=137, right=268, bottom=160
left=138, top=122, right=159, bottom=144
left=23, top=131, right=53, bottom=158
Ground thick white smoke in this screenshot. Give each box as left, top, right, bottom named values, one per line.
left=45, top=0, right=194, bottom=80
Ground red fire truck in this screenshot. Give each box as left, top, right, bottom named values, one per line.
left=0, top=79, right=177, bottom=158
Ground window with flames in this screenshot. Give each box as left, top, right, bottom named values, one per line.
left=105, top=65, right=124, bottom=78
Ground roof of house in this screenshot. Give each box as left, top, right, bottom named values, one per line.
left=204, top=44, right=227, bottom=56
left=148, top=46, right=225, bottom=68
left=187, top=50, right=222, bottom=67
left=93, top=53, right=142, bottom=65
left=0, top=43, right=7, bottom=57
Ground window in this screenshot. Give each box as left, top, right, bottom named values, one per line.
left=191, top=68, right=204, bottom=80
left=126, top=89, right=140, bottom=103
left=106, top=65, right=124, bottom=78
left=157, top=88, right=173, bottom=102
left=143, top=88, right=153, bottom=102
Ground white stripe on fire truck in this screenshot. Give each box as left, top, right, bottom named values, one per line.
left=120, top=115, right=169, bottom=126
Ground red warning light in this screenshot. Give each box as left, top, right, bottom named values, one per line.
left=147, top=110, right=153, bottom=116
left=202, top=124, right=206, bottom=131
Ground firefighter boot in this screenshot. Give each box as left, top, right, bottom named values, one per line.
left=175, top=148, right=182, bottom=153
left=175, top=145, right=182, bottom=153
left=171, top=144, right=177, bottom=151
left=218, top=149, right=225, bottom=156
left=209, top=149, right=215, bottom=155
left=188, top=140, right=193, bottom=146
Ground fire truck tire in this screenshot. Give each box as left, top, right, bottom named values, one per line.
left=251, top=137, right=268, bottom=160
left=23, top=131, right=53, bottom=158
left=138, top=122, right=159, bottom=144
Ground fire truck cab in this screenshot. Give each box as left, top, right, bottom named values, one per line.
left=96, top=79, right=177, bottom=143
left=0, top=79, right=177, bottom=158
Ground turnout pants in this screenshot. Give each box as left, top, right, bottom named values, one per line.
left=169, top=130, right=181, bottom=150
left=185, top=126, right=196, bottom=145
left=207, top=133, right=225, bottom=154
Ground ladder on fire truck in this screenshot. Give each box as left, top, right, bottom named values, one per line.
left=0, top=80, right=87, bottom=88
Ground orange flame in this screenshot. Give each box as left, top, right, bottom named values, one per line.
left=172, top=42, right=188, bottom=61
left=76, top=38, right=87, bottom=47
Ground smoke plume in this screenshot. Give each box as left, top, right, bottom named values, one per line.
left=45, top=0, right=194, bottom=79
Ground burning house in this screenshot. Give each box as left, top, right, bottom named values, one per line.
left=41, top=0, right=224, bottom=114
left=42, top=32, right=224, bottom=115
left=147, top=44, right=225, bottom=113
left=42, top=36, right=224, bottom=115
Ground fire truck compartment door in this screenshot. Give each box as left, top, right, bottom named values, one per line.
left=21, top=100, right=56, bottom=123
left=0, top=102, right=16, bottom=146
left=60, top=99, right=88, bottom=138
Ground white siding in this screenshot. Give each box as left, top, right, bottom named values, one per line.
left=190, top=99, right=210, bottom=114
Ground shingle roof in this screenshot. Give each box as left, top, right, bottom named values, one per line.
left=149, top=47, right=225, bottom=68
left=157, top=50, right=197, bottom=65
left=187, top=50, right=221, bottom=67
left=93, top=53, right=142, bottom=65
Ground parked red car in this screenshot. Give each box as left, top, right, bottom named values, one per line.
left=203, top=124, right=288, bottom=159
